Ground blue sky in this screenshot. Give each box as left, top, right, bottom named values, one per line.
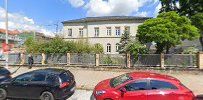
left=0, top=0, right=161, bottom=36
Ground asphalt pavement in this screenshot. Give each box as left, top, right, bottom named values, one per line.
left=68, top=90, right=92, bottom=100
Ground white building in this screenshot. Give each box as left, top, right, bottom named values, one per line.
left=62, top=16, right=150, bottom=54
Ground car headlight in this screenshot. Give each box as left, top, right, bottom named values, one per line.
left=95, top=90, right=106, bottom=96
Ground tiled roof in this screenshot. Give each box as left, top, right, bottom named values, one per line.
left=62, top=16, right=151, bottom=24
left=0, top=28, right=20, bottom=35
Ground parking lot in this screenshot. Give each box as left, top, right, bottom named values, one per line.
left=69, top=90, right=92, bottom=100
left=8, top=66, right=203, bottom=98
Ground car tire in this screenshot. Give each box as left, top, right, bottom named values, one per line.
left=0, top=88, right=7, bottom=100
left=40, top=91, right=54, bottom=100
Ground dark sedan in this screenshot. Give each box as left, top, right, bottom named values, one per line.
left=0, top=68, right=76, bottom=100
left=0, top=67, right=11, bottom=83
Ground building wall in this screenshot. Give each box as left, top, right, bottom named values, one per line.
left=63, top=20, right=142, bottom=54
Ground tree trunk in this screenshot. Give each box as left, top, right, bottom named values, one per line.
left=155, top=43, right=165, bottom=54
left=199, top=36, right=203, bottom=51
left=166, top=45, right=170, bottom=54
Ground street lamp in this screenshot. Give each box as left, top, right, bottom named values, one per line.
left=4, top=0, right=9, bottom=69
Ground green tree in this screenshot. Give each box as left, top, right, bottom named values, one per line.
left=191, top=13, right=203, bottom=50
left=159, top=0, right=203, bottom=17
left=160, top=0, right=203, bottom=51
left=119, top=31, right=131, bottom=53
left=159, top=0, right=178, bottom=13
left=24, top=37, right=39, bottom=53
left=93, top=43, right=104, bottom=53
left=137, top=11, right=199, bottom=54
left=125, top=40, right=148, bottom=59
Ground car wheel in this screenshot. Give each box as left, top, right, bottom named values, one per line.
left=0, top=88, right=7, bottom=100
left=40, top=91, right=54, bottom=100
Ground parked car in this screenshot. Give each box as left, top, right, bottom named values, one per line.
left=91, top=72, right=195, bottom=100
left=0, top=68, right=76, bottom=100
left=0, top=67, right=11, bottom=83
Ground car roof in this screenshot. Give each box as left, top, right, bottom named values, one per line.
left=128, top=72, right=180, bottom=83
left=30, top=68, right=67, bottom=75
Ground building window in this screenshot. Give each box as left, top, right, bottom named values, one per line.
left=68, top=29, right=72, bottom=36
left=106, top=27, right=111, bottom=36
left=107, top=43, right=111, bottom=53
left=115, top=27, right=121, bottom=36
left=125, top=26, right=130, bottom=33
left=79, top=28, right=83, bottom=37
left=95, top=27, right=99, bottom=37
left=116, top=43, right=119, bottom=52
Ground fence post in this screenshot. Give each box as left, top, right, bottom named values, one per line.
left=95, top=54, right=100, bottom=66
left=20, top=53, right=25, bottom=65
left=127, top=53, right=131, bottom=68
left=197, top=52, right=203, bottom=70
left=41, top=53, right=46, bottom=65
left=160, top=53, right=165, bottom=69
left=67, top=53, right=70, bottom=66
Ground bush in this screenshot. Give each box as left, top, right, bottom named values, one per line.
left=183, top=47, right=199, bottom=54
left=24, top=37, right=104, bottom=54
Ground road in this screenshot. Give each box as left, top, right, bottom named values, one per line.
left=68, top=90, right=92, bottom=100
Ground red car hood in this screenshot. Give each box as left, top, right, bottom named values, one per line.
left=95, top=79, right=112, bottom=91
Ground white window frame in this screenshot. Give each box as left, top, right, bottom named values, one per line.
left=94, top=27, right=99, bottom=37
left=116, top=43, right=119, bottom=52
left=68, top=29, right=72, bottom=37
left=106, top=27, right=111, bottom=36
left=79, top=28, right=84, bottom=37
left=107, top=43, right=111, bottom=53
left=115, top=27, right=121, bottom=36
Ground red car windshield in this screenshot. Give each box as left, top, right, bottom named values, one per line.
left=110, top=73, right=132, bottom=88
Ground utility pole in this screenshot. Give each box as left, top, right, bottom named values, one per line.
left=5, top=0, right=9, bottom=69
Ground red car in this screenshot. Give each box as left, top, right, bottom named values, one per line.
left=91, top=72, right=195, bottom=100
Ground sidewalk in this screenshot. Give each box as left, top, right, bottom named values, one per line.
left=8, top=66, right=203, bottom=96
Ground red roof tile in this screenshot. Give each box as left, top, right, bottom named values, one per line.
left=0, top=28, right=20, bottom=35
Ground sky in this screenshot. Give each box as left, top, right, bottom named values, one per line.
left=0, top=0, right=161, bottom=36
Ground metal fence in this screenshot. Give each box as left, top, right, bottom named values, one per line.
left=45, top=54, right=67, bottom=65
left=70, top=53, right=95, bottom=66
left=25, top=54, right=42, bottom=64
left=164, top=54, right=197, bottom=68
left=8, top=53, right=21, bottom=65
left=0, top=53, right=199, bottom=68
left=99, top=54, right=126, bottom=67
left=132, top=54, right=161, bottom=67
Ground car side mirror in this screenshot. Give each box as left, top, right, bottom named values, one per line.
left=120, top=87, right=127, bottom=97
left=120, top=87, right=127, bottom=93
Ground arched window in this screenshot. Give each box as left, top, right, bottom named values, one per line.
left=107, top=43, right=111, bottom=53
left=116, top=43, right=119, bottom=52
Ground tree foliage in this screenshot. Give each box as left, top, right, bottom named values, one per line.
left=159, top=0, right=203, bottom=51
left=119, top=31, right=131, bottom=53
left=24, top=37, right=104, bottom=54
left=125, top=40, right=148, bottom=59
left=137, top=11, right=199, bottom=54
left=160, top=0, right=203, bottom=17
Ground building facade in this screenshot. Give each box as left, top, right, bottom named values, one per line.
left=62, top=16, right=150, bottom=54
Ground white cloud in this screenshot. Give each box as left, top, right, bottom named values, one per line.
left=83, top=0, right=159, bottom=17
left=135, top=12, right=148, bottom=17
left=176, top=2, right=180, bottom=9
left=0, top=7, right=55, bottom=37
left=154, top=2, right=162, bottom=17
left=68, top=0, right=85, bottom=7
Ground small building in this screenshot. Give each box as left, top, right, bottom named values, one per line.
left=0, top=28, right=22, bottom=49
left=62, top=16, right=150, bottom=54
